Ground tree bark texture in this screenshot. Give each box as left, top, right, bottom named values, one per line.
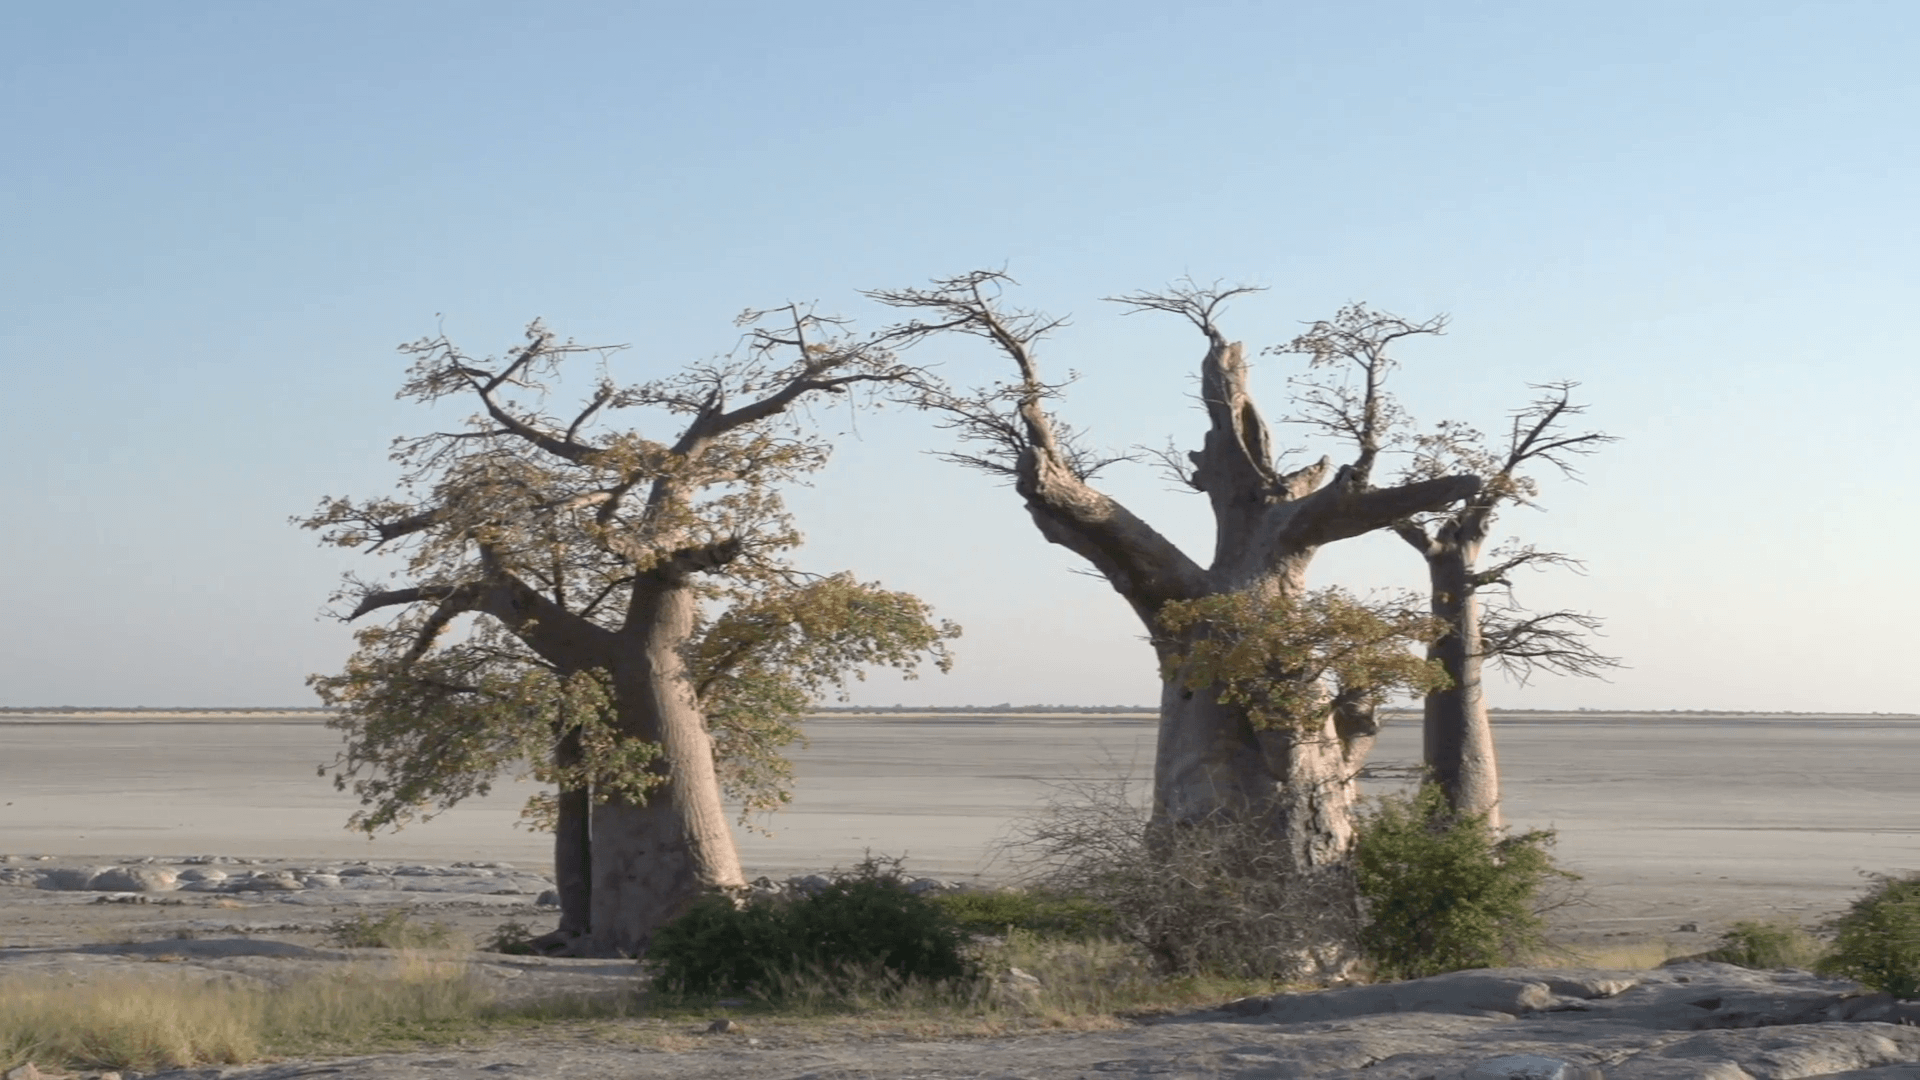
left=1417, top=540, right=1502, bottom=829
left=587, top=578, right=745, bottom=957
left=552, top=725, right=593, bottom=937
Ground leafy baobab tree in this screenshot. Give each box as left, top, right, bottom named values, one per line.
left=301, top=312, right=955, bottom=957
left=873, top=274, right=1480, bottom=875
left=1390, top=383, right=1620, bottom=826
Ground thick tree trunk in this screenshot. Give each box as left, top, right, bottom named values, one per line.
left=588, top=579, right=745, bottom=958
left=1151, top=560, right=1380, bottom=872
left=1419, top=544, right=1502, bottom=828
left=552, top=725, right=593, bottom=937
left=1153, top=678, right=1372, bottom=867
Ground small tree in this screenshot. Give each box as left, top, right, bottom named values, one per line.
left=1282, top=312, right=1618, bottom=827
left=301, top=310, right=956, bottom=956
left=1390, top=383, right=1619, bottom=824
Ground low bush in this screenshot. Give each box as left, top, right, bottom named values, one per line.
left=1818, top=871, right=1920, bottom=998
left=1705, top=919, right=1825, bottom=970
left=324, top=909, right=458, bottom=951
left=646, top=856, right=974, bottom=998
left=1352, top=785, right=1575, bottom=980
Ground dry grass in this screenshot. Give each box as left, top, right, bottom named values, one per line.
left=0, top=936, right=1282, bottom=1076
left=1525, top=939, right=1687, bottom=970
left=3, top=927, right=1695, bottom=1075
left=0, top=956, right=495, bottom=1073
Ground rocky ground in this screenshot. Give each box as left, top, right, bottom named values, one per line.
left=3, top=855, right=1917, bottom=1080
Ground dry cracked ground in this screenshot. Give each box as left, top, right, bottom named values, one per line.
left=4, top=859, right=1919, bottom=1080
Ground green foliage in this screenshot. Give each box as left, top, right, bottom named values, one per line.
left=927, top=889, right=1117, bottom=940
left=483, top=921, right=538, bottom=956
left=690, top=574, right=958, bottom=821
left=1705, top=919, right=1825, bottom=971
left=300, top=315, right=955, bottom=839
left=1818, top=872, right=1920, bottom=998
left=1353, top=785, right=1574, bottom=980
left=1157, top=587, right=1448, bottom=731
left=323, top=910, right=458, bottom=951
left=647, top=858, right=974, bottom=997
left=311, top=575, right=956, bottom=833
left=310, top=646, right=647, bottom=834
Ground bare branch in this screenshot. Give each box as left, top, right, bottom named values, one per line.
left=1471, top=543, right=1587, bottom=591
left=1105, top=279, right=1266, bottom=334
left=1142, top=437, right=1204, bottom=492
left=347, top=585, right=456, bottom=622
left=1273, top=304, right=1443, bottom=486
left=871, top=270, right=1078, bottom=471
left=657, top=537, right=746, bottom=579
left=1497, top=381, right=1620, bottom=498
left=876, top=272, right=1207, bottom=613
left=1287, top=473, right=1482, bottom=548
left=1479, top=604, right=1623, bottom=685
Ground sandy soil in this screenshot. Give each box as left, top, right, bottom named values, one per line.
left=2, top=710, right=1916, bottom=950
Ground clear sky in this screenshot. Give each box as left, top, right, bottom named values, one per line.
left=3, top=1, right=1915, bottom=712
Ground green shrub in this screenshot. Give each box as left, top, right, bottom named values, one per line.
left=1818, top=872, right=1920, bottom=998
left=323, top=909, right=457, bottom=950
left=483, top=920, right=538, bottom=955
left=928, top=889, right=1117, bottom=940
left=1353, top=785, right=1575, bottom=980
left=1705, top=919, right=1825, bottom=970
left=646, top=857, right=975, bottom=998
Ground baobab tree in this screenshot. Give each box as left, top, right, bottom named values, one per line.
left=1390, top=383, right=1619, bottom=826
left=301, top=311, right=955, bottom=957
left=873, top=274, right=1480, bottom=878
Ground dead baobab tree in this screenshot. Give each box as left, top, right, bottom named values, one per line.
left=873, top=274, right=1480, bottom=880
left=301, top=312, right=955, bottom=957
left=1387, top=382, right=1620, bottom=826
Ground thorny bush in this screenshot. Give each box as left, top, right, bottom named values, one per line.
left=1005, top=777, right=1360, bottom=982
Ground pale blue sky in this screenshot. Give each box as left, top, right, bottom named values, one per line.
left=3, top=1, right=1915, bottom=711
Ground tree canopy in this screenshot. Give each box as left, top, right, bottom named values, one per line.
left=300, top=308, right=956, bottom=954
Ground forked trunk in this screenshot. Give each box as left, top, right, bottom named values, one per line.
left=588, top=580, right=744, bottom=957
left=1421, top=545, right=1502, bottom=828
left=879, top=281, right=1481, bottom=976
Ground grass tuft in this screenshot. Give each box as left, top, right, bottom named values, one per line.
left=324, top=909, right=460, bottom=950
left=1705, top=919, right=1826, bottom=971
